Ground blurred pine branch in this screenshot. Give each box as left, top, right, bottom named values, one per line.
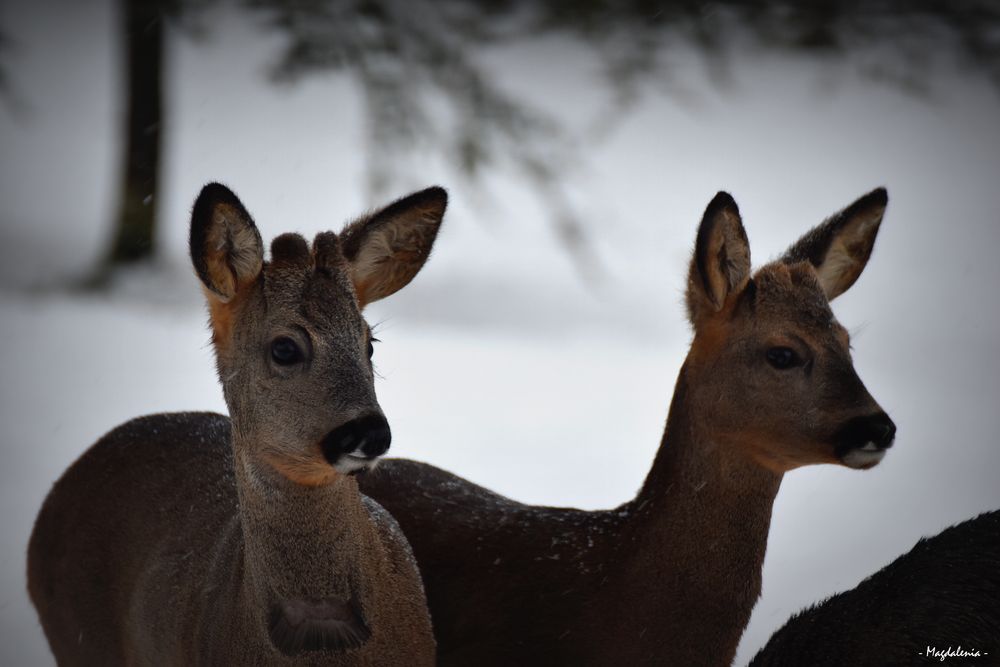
left=3, top=1, right=998, bottom=280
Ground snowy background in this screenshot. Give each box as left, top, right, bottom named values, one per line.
left=2, top=2, right=999, bottom=665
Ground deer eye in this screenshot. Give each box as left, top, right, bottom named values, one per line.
left=271, top=337, right=303, bottom=366
left=367, top=337, right=379, bottom=360
left=766, top=346, right=799, bottom=370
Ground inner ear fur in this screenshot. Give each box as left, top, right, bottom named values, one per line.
left=781, top=187, right=887, bottom=300
left=686, top=191, right=751, bottom=326
left=190, top=183, right=264, bottom=303
left=340, top=186, right=447, bottom=307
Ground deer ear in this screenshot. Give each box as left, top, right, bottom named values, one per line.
left=189, top=183, right=264, bottom=302
left=781, top=188, right=887, bottom=301
left=340, top=186, right=447, bottom=307
left=686, top=192, right=751, bottom=326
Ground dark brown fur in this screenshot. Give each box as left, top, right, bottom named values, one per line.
left=27, top=183, right=447, bottom=665
left=750, top=510, right=1000, bottom=667
left=359, top=188, right=895, bottom=666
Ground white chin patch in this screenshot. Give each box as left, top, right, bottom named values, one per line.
left=335, top=452, right=377, bottom=475
left=841, top=442, right=887, bottom=469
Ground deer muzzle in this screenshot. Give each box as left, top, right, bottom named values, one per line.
left=320, top=414, right=392, bottom=474
left=834, top=412, right=897, bottom=469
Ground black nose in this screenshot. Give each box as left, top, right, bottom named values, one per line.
left=320, top=414, right=392, bottom=465
left=868, top=413, right=897, bottom=447
left=835, top=412, right=897, bottom=452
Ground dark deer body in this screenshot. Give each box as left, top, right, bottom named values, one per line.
left=750, top=510, right=1000, bottom=667
left=360, top=188, right=897, bottom=666
left=28, top=184, right=447, bottom=665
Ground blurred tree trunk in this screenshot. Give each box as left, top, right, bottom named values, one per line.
left=106, top=0, right=163, bottom=268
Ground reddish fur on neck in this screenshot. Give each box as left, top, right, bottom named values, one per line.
left=260, top=448, right=341, bottom=487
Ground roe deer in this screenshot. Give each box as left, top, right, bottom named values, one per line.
left=750, top=509, right=1000, bottom=667
left=359, top=188, right=897, bottom=666
left=27, top=183, right=447, bottom=665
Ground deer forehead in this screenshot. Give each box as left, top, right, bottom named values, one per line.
left=748, top=263, right=839, bottom=335
left=691, top=263, right=847, bottom=362
left=260, top=262, right=366, bottom=336
left=210, top=261, right=365, bottom=356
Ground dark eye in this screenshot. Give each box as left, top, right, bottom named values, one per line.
left=766, top=346, right=799, bottom=370
left=367, top=337, right=379, bottom=360
left=271, top=337, right=303, bottom=366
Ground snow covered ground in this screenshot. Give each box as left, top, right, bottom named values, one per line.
left=2, top=2, right=999, bottom=665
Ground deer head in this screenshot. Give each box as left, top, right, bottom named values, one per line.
left=684, top=188, right=895, bottom=473
left=189, top=183, right=446, bottom=485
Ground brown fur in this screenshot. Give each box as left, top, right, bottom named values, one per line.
left=27, top=183, right=448, bottom=665
left=261, top=446, right=340, bottom=487
left=751, top=510, right=1000, bottom=666
left=359, top=189, right=894, bottom=666
left=205, top=285, right=246, bottom=351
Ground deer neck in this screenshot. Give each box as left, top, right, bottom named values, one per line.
left=610, top=364, right=783, bottom=663
left=231, top=438, right=379, bottom=628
